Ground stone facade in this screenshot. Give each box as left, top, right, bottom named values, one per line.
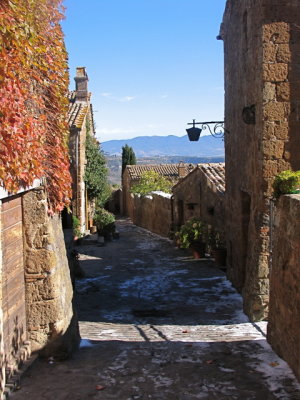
left=267, top=195, right=300, bottom=381
left=221, top=0, right=300, bottom=321
left=172, top=164, right=225, bottom=236
left=68, top=67, right=95, bottom=233
left=23, top=188, right=79, bottom=358
left=131, top=193, right=172, bottom=237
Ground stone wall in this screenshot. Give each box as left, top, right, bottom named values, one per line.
left=221, top=0, right=300, bottom=321
left=131, top=192, right=172, bottom=237
left=22, top=188, right=79, bottom=358
left=267, top=194, right=300, bottom=381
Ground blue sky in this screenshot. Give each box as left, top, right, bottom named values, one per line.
left=62, top=0, right=226, bottom=142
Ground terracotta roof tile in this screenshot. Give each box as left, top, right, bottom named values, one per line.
left=199, top=162, right=225, bottom=193
left=126, top=164, right=195, bottom=181
left=68, top=90, right=92, bottom=129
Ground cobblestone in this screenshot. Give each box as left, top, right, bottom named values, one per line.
left=12, top=219, right=300, bottom=399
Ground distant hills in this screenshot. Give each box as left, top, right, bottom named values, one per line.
left=101, top=134, right=225, bottom=158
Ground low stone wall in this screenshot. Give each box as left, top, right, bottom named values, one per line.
left=267, top=194, right=300, bottom=380
left=131, top=192, right=172, bottom=237
left=23, top=188, right=80, bottom=358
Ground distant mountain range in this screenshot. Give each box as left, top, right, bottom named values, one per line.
left=101, top=135, right=224, bottom=158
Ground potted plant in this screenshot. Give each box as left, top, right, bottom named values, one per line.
left=208, top=230, right=227, bottom=268
left=273, top=170, right=300, bottom=199
left=175, top=218, right=207, bottom=258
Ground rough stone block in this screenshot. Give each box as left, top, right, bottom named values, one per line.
left=276, top=82, right=290, bottom=101
left=263, top=43, right=277, bottom=62
left=262, top=139, right=284, bottom=159
left=263, top=101, right=289, bottom=121
left=263, top=22, right=290, bottom=44
left=276, top=44, right=291, bottom=63
left=263, top=63, right=288, bottom=82
left=263, top=82, right=276, bottom=102
left=273, top=121, right=289, bottom=140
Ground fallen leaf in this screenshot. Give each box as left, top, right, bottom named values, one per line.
left=96, top=385, right=106, bottom=391
left=269, top=362, right=279, bottom=367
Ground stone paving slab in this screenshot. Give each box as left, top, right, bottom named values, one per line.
left=11, top=219, right=300, bottom=400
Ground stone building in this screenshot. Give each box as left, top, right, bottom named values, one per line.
left=172, top=163, right=225, bottom=235
left=0, top=185, right=79, bottom=396
left=220, top=0, right=300, bottom=322
left=122, top=163, right=194, bottom=217
left=68, top=67, right=96, bottom=233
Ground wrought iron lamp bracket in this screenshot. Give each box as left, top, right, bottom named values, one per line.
left=187, top=119, right=226, bottom=139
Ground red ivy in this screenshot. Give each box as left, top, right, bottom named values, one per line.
left=0, top=0, right=71, bottom=212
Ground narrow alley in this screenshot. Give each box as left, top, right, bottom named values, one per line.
left=12, top=219, right=300, bottom=400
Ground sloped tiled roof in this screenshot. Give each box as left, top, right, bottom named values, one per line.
left=67, top=90, right=91, bottom=129
left=126, top=164, right=195, bottom=181
left=199, top=163, right=225, bottom=193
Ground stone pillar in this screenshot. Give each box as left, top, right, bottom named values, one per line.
left=22, top=188, right=79, bottom=359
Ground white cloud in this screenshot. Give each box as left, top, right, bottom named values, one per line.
left=100, top=92, right=112, bottom=97
left=99, top=93, right=136, bottom=102
left=119, top=96, right=135, bottom=102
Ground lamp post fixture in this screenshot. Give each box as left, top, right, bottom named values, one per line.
left=186, top=119, right=225, bottom=141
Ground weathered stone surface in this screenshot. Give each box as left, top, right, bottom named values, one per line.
left=276, top=82, right=290, bottom=101
left=221, top=0, right=299, bottom=324
left=263, top=101, right=289, bottom=121
left=23, top=188, right=80, bottom=356
left=262, top=139, right=284, bottom=159
left=268, top=195, right=300, bottom=381
left=131, top=193, right=172, bottom=237
left=263, top=43, right=277, bottom=62
left=262, top=22, right=290, bottom=44
left=276, top=44, right=291, bottom=63
left=263, top=82, right=276, bottom=102
left=263, top=63, right=288, bottom=82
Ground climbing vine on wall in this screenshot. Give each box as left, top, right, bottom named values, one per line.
left=0, top=0, right=71, bottom=212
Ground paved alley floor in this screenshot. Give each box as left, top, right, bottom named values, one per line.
left=12, top=219, right=300, bottom=399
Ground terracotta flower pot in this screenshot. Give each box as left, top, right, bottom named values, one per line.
left=190, top=242, right=206, bottom=259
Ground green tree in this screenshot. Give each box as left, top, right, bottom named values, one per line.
left=122, top=144, right=136, bottom=174
left=130, top=170, right=172, bottom=196
left=84, top=134, right=111, bottom=206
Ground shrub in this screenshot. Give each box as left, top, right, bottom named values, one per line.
left=94, top=208, right=115, bottom=236
left=131, top=170, right=172, bottom=196
left=273, top=170, right=300, bottom=199
left=175, top=218, right=207, bottom=249
left=72, top=215, right=82, bottom=238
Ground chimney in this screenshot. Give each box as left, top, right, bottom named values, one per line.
left=74, top=67, right=89, bottom=101
left=178, top=162, right=186, bottom=178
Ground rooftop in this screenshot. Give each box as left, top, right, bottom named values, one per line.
left=68, top=91, right=94, bottom=131
left=125, top=163, right=195, bottom=181
left=199, top=162, right=225, bottom=193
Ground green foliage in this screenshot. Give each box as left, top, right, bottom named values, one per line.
left=72, top=215, right=81, bottom=238
left=273, top=170, right=300, bottom=198
left=207, top=230, right=225, bottom=250
left=84, top=134, right=111, bottom=205
left=94, top=207, right=115, bottom=236
left=175, top=218, right=206, bottom=249
left=122, top=144, right=136, bottom=174
left=130, top=170, right=172, bottom=196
